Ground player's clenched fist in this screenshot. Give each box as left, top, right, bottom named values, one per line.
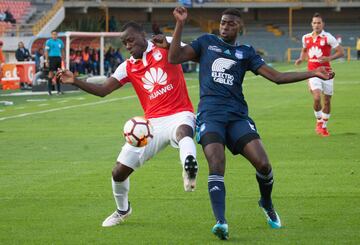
left=56, top=68, right=75, bottom=84
left=173, top=6, right=187, bottom=23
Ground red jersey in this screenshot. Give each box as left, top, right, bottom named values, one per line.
left=302, top=30, right=339, bottom=71
left=112, top=41, right=193, bottom=119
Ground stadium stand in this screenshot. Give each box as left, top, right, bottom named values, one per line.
left=1, top=0, right=359, bottom=61
left=0, top=1, right=36, bottom=36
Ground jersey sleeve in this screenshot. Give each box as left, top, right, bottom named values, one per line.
left=111, top=62, right=130, bottom=85
left=302, top=35, right=306, bottom=48
left=190, top=35, right=206, bottom=57
left=248, top=46, right=265, bottom=74
left=60, top=39, right=65, bottom=49
left=326, top=33, right=339, bottom=48
left=45, top=40, right=50, bottom=50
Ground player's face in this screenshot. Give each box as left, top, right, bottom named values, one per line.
left=311, top=17, right=324, bottom=34
left=51, top=32, right=57, bottom=40
left=121, top=28, right=147, bottom=59
left=219, top=15, right=242, bottom=44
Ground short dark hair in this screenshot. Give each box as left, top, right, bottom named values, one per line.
left=121, top=21, right=144, bottom=33
left=313, top=13, right=322, bottom=20
left=222, top=8, right=242, bottom=19
left=51, top=30, right=57, bottom=33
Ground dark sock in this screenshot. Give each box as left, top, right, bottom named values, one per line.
left=208, top=174, right=226, bottom=224
left=48, top=78, right=52, bottom=93
left=56, top=81, right=61, bottom=93
left=117, top=202, right=130, bottom=215
left=256, top=169, right=274, bottom=209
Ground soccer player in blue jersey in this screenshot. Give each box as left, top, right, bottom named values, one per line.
left=168, top=7, right=335, bottom=240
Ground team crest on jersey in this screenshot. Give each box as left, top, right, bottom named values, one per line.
left=235, top=50, right=243, bottom=59
left=211, top=58, right=236, bottom=85
left=208, top=45, right=222, bottom=53
left=320, top=39, right=325, bottom=46
left=152, top=50, right=162, bottom=61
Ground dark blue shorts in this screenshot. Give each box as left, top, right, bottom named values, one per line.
left=196, top=110, right=260, bottom=155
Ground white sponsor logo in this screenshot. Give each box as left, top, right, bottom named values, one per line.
left=208, top=45, right=222, bottom=53
left=142, top=67, right=167, bottom=92
left=149, top=84, right=174, bottom=100
left=209, top=186, right=221, bottom=192
left=141, top=67, right=173, bottom=100
left=247, top=121, right=256, bottom=131
left=211, top=58, right=236, bottom=85
left=200, top=123, right=206, bottom=132
left=308, top=46, right=323, bottom=59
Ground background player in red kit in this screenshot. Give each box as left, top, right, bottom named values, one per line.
left=295, top=13, right=344, bottom=136
left=57, top=21, right=198, bottom=227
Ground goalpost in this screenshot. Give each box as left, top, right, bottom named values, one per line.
left=29, top=31, right=122, bottom=77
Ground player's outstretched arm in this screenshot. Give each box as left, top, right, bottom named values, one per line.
left=56, top=69, right=121, bottom=97
left=257, top=64, right=335, bottom=85
left=295, top=48, right=307, bottom=66
left=168, top=6, right=197, bottom=64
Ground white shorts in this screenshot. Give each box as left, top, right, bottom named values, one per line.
left=117, top=111, right=195, bottom=170
left=308, top=77, right=334, bottom=95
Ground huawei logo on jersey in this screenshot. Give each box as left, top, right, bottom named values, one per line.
left=141, top=67, right=174, bottom=100
left=308, top=46, right=323, bottom=59
left=142, top=67, right=167, bottom=92
left=211, top=58, right=236, bottom=85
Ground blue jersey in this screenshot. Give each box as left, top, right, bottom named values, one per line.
left=45, top=38, right=64, bottom=57
left=190, top=34, right=265, bottom=117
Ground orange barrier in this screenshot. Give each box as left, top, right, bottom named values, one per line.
left=16, top=62, right=35, bottom=85
left=0, top=63, right=20, bottom=90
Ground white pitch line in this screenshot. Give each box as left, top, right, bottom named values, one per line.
left=0, top=96, right=136, bottom=122
left=0, top=85, right=200, bottom=122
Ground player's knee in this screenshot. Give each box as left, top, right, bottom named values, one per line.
left=257, top=160, right=272, bottom=175
left=208, top=162, right=225, bottom=176
left=112, top=166, right=127, bottom=182
left=176, top=124, right=194, bottom=140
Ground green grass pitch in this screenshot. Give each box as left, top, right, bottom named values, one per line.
left=1, top=61, right=359, bottom=244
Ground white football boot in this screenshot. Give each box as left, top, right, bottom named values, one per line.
left=182, top=155, right=198, bottom=192
left=102, top=206, right=132, bottom=227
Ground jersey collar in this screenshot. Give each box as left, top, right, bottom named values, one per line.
left=312, top=30, right=325, bottom=38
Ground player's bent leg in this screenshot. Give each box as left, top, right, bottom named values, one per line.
left=242, top=139, right=282, bottom=228
left=202, top=139, right=228, bottom=239
left=176, top=124, right=198, bottom=192
left=320, top=94, right=332, bottom=137
left=102, top=163, right=133, bottom=227
left=310, top=88, right=323, bottom=134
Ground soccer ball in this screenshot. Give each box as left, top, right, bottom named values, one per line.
left=123, top=116, right=153, bottom=147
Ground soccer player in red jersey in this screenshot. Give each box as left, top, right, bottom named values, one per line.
left=295, top=13, right=344, bottom=136
left=57, top=22, right=198, bottom=227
